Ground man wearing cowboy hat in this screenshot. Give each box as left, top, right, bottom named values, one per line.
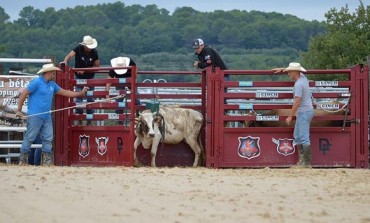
left=16, top=63, right=89, bottom=165
left=105, top=56, right=137, bottom=123
left=281, top=62, right=314, bottom=167
left=61, top=35, right=100, bottom=124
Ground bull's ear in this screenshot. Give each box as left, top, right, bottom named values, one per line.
left=154, top=114, right=163, bottom=123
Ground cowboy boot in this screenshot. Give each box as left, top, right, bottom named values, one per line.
left=296, top=144, right=304, bottom=166
left=19, top=152, right=28, bottom=166
left=302, top=144, right=312, bottom=167
left=42, top=152, right=52, bottom=166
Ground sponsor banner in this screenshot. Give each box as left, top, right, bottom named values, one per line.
left=256, top=115, right=279, bottom=121
left=315, top=81, right=339, bottom=87
left=0, top=75, right=38, bottom=127
left=256, top=92, right=279, bottom=98
left=316, top=103, right=340, bottom=110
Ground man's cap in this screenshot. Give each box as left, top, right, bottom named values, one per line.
left=192, top=38, right=204, bottom=49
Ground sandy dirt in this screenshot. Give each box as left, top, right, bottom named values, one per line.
left=0, top=166, right=370, bottom=223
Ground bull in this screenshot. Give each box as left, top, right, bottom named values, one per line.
left=134, top=106, right=204, bottom=167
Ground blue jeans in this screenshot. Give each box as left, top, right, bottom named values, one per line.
left=21, top=116, right=53, bottom=154
left=28, top=134, right=42, bottom=165
left=294, top=110, right=314, bottom=145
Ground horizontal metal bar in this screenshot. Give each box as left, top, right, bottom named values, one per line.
left=225, top=81, right=352, bottom=87
left=224, top=127, right=352, bottom=132
left=0, top=140, right=23, bottom=144
left=71, top=66, right=131, bottom=72
left=0, top=144, right=42, bottom=148
left=137, top=83, right=202, bottom=87
left=0, top=153, right=20, bottom=158
left=139, top=71, right=201, bottom=75
left=224, top=115, right=347, bottom=121
left=0, top=58, right=52, bottom=63
left=0, top=127, right=27, bottom=132
left=224, top=69, right=351, bottom=75
left=137, top=94, right=202, bottom=99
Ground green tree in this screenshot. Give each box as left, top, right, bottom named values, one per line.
left=303, top=1, right=370, bottom=69
left=0, top=6, right=10, bottom=23
left=16, top=6, right=43, bottom=27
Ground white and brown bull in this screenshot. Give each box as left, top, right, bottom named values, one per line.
left=134, top=106, right=204, bottom=167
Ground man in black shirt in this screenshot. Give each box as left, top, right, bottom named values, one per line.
left=62, top=35, right=100, bottom=124
left=193, top=38, right=227, bottom=71
left=105, top=57, right=137, bottom=117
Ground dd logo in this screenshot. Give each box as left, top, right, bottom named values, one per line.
left=319, top=138, right=331, bottom=155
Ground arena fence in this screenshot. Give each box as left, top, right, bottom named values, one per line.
left=55, top=64, right=368, bottom=168
left=205, top=66, right=368, bottom=168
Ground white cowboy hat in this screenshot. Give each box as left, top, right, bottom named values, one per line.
left=283, top=62, right=307, bottom=72
left=110, top=57, right=130, bottom=75
left=37, top=63, right=61, bottom=74
left=80, top=35, right=98, bottom=49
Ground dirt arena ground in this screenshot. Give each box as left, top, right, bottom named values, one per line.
left=0, top=166, right=370, bottom=223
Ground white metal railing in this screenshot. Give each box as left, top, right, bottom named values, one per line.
left=0, top=58, right=52, bottom=63
left=0, top=58, right=50, bottom=164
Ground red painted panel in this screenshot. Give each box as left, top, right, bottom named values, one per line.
left=68, top=127, right=133, bottom=166
left=220, top=132, right=298, bottom=167
left=310, top=133, right=352, bottom=167
left=218, top=130, right=352, bottom=168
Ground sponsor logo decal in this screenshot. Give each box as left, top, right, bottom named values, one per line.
left=79, top=134, right=90, bottom=158
left=96, top=137, right=109, bottom=156
left=272, top=138, right=296, bottom=156
left=238, top=136, right=261, bottom=159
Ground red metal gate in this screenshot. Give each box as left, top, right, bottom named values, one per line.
left=54, top=66, right=205, bottom=167
left=205, top=65, right=369, bottom=168
left=55, top=66, right=136, bottom=166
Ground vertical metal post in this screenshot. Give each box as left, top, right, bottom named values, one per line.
left=368, top=56, right=370, bottom=114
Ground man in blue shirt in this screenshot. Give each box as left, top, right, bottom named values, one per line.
left=16, top=63, right=89, bottom=165
left=284, top=62, right=314, bottom=167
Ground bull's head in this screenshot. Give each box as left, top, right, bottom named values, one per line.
left=136, top=110, right=163, bottom=138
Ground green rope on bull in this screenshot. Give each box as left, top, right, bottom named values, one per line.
left=146, top=101, right=160, bottom=113
left=146, top=94, right=160, bottom=113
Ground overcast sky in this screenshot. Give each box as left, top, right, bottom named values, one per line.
left=0, top=0, right=368, bottom=22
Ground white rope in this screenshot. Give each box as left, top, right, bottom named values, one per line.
left=23, top=94, right=127, bottom=118
left=311, top=96, right=349, bottom=113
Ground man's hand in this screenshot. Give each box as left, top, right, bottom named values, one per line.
left=16, top=111, right=23, bottom=119
left=193, top=61, right=199, bottom=69
left=286, top=115, right=293, bottom=125
left=106, top=95, right=111, bottom=103
left=271, top=68, right=285, bottom=73
left=80, top=86, right=89, bottom=96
